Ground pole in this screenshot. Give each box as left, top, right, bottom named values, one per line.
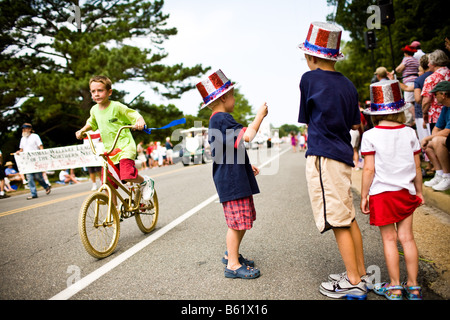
left=387, top=24, right=395, bottom=71
left=370, top=49, right=375, bottom=72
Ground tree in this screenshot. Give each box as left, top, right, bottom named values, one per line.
left=0, top=0, right=210, bottom=157
left=195, top=86, right=254, bottom=128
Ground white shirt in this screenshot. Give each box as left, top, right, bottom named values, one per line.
left=19, top=133, right=43, bottom=152
left=361, top=125, right=421, bottom=195
left=414, top=49, right=425, bottom=61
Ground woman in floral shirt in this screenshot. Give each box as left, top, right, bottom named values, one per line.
left=422, top=49, right=450, bottom=130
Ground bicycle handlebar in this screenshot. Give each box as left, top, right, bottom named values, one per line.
left=84, top=125, right=138, bottom=157
left=83, top=118, right=185, bottom=157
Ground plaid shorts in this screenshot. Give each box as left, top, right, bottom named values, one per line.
left=222, top=196, right=256, bottom=230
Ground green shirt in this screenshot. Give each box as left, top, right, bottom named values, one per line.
left=87, top=100, right=141, bottom=164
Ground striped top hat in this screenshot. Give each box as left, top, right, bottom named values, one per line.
left=196, top=69, right=234, bottom=109
left=364, top=80, right=408, bottom=115
left=298, top=21, right=344, bottom=61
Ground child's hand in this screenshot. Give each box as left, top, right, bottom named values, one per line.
left=75, top=130, right=85, bottom=140
left=418, top=193, right=425, bottom=206
left=252, top=165, right=260, bottom=176
left=133, top=117, right=146, bottom=131
left=360, top=197, right=370, bottom=215
left=258, top=102, right=268, bottom=118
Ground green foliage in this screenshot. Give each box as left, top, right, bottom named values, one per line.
left=195, top=87, right=254, bottom=128
left=326, top=0, right=449, bottom=102
left=0, top=0, right=210, bottom=159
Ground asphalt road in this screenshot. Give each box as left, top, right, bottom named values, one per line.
left=0, top=145, right=444, bottom=310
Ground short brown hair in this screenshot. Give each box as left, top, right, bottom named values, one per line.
left=89, top=75, right=112, bottom=91
left=371, top=112, right=406, bottom=126
left=419, top=54, right=429, bottom=70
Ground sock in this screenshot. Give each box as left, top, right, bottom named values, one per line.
left=436, top=170, right=443, bottom=176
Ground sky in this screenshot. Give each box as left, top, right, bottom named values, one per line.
left=117, top=0, right=347, bottom=128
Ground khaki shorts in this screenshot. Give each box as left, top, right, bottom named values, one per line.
left=305, top=156, right=355, bottom=233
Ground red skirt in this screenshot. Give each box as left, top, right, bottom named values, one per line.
left=369, top=189, right=422, bottom=226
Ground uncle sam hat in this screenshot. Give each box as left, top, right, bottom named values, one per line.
left=298, top=21, right=345, bottom=61
left=196, top=69, right=234, bottom=109
left=364, top=80, right=408, bottom=115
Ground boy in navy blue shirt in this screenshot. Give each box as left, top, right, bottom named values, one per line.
left=298, top=22, right=369, bottom=299
left=196, top=70, right=268, bottom=279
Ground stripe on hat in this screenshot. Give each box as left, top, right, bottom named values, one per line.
left=391, top=82, right=402, bottom=102
left=372, top=86, right=384, bottom=104
left=209, top=73, right=224, bottom=90
left=196, top=83, right=208, bottom=99
left=306, top=24, right=314, bottom=42
left=202, top=79, right=216, bottom=94
left=327, top=30, right=340, bottom=50
left=216, top=70, right=229, bottom=84
left=315, top=29, right=330, bottom=48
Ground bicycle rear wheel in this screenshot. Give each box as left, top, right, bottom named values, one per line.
left=135, top=190, right=159, bottom=233
left=79, top=192, right=120, bottom=259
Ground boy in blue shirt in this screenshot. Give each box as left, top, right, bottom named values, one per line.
left=298, top=22, right=368, bottom=299
left=196, top=70, right=268, bottom=279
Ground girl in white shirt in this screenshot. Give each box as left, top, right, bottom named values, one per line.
left=361, top=80, right=424, bottom=300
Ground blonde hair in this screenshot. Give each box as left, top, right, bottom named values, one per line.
left=206, top=88, right=234, bottom=110
left=371, top=112, right=406, bottom=126
left=305, top=54, right=337, bottom=66
left=89, top=75, right=112, bottom=91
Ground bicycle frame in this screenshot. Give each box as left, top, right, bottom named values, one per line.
left=84, top=126, right=143, bottom=226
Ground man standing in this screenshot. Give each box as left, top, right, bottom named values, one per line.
left=15, top=123, right=51, bottom=199
left=422, top=81, right=450, bottom=191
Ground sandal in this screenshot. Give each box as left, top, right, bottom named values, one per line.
left=402, top=282, right=423, bottom=300
left=373, top=282, right=403, bottom=300
left=45, top=186, right=51, bottom=195
left=221, top=251, right=254, bottom=267
left=224, top=265, right=260, bottom=279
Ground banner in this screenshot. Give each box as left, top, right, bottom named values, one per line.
left=14, top=144, right=103, bottom=174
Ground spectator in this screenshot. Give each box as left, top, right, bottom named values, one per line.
left=165, top=137, right=174, bottom=165
left=373, top=67, right=390, bottom=83
left=59, top=169, right=80, bottom=185
left=0, top=149, right=10, bottom=198
left=4, top=161, right=24, bottom=187
left=410, top=41, right=425, bottom=61
left=146, top=142, right=155, bottom=168
left=395, top=45, right=420, bottom=126
left=83, top=129, right=102, bottom=191
left=15, top=123, right=51, bottom=200
left=137, top=141, right=147, bottom=170
left=422, top=81, right=450, bottom=191
left=422, top=49, right=450, bottom=131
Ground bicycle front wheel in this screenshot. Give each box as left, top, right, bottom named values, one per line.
left=135, top=190, right=159, bottom=233
left=79, top=192, right=120, bottom=259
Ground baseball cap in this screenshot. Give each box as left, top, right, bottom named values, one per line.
left=430, top=81, right=450, bottom=93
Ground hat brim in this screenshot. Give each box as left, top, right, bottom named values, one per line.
left=298, top=43, right=345, bottom=61
left=401, top=47, right=417, bottom=53
left=363, top=103, right=410, bottom=115
left=200, top=84, right=235, bottom=109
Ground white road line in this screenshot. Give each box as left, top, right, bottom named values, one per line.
left=49, top=146, right=289, bottom=300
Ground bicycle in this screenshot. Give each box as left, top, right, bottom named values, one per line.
left=79, top=125, right=158, bottom=259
